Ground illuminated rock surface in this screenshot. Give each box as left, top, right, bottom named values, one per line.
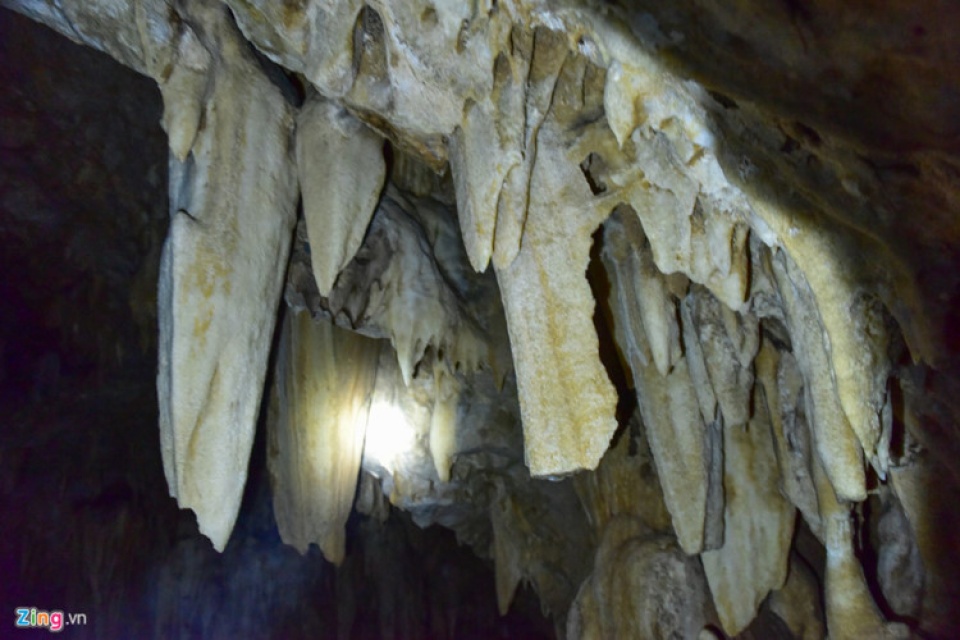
left=267, top=310, right=379, bottom=563
left=3, top=0, right=960, bottom=637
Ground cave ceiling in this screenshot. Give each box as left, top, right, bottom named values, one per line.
left=2, top=0, right=960, bottom=637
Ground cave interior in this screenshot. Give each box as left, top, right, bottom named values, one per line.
left=1, top=1, right=959, bottom=639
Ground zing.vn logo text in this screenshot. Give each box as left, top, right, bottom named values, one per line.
left=14, top=607, right=87, bottom=633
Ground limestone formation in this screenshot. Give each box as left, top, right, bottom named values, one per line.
left=495, top=119, right=619, bottom=476
left=602, top=213, right=710, bottom=556
left=567, top=516, right=710, bottom=639
left=296, top=92, right=386, bottom=296
left=156, top=3, right=299, bottom=551
left=701, top=385, right=795, bottom=635
left=6, top=0, right=958, bottom=636
left=267, top=310, right=380, bottom=564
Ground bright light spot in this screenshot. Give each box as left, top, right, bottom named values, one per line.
left=363, top=398, right=417, bottom=473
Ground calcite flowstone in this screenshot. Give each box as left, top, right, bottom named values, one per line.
left=772, top=251, right=867, bottom=502
left=4, top=0, right=948, bottom=635
left=745, top=199, right=894, bottom=475
left=602, top=57, right=752, bottom=311
left=814, top=454, right=908, bottom=640
left=267, top=310, right=380, bottom=563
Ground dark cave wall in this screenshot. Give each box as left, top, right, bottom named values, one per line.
left=0, top=9, right=168, bottom=397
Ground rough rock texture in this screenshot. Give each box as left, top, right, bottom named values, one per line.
left=495, top=123, right=619, bottom=475
left=4, top=0, right=960, bottom=637
left=567, top=516, right=710, bottom=640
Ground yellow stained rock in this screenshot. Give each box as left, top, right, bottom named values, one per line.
left=157, top=4, right=299, bottom=552
left=605, top=66, right=751, bottom=312
left=10, top=0, right=944, bottom=635
left=496, top=119, right=617, bottom=477
left=814, top=455, right=908, bottom=640
left=751, top=198, right=892, bottom=474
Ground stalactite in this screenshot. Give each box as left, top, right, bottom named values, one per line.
left=156, top=3, right=299, bottom=550
left=6, top=0, right=954, bottom=635
left=296, top=91, right=386, bottom=296
left=268, top=310, right=380, bottom=563
left=700, top=384, right=795, bottom=635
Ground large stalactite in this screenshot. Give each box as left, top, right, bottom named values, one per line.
left=3, top=0, right=959, bottom=637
